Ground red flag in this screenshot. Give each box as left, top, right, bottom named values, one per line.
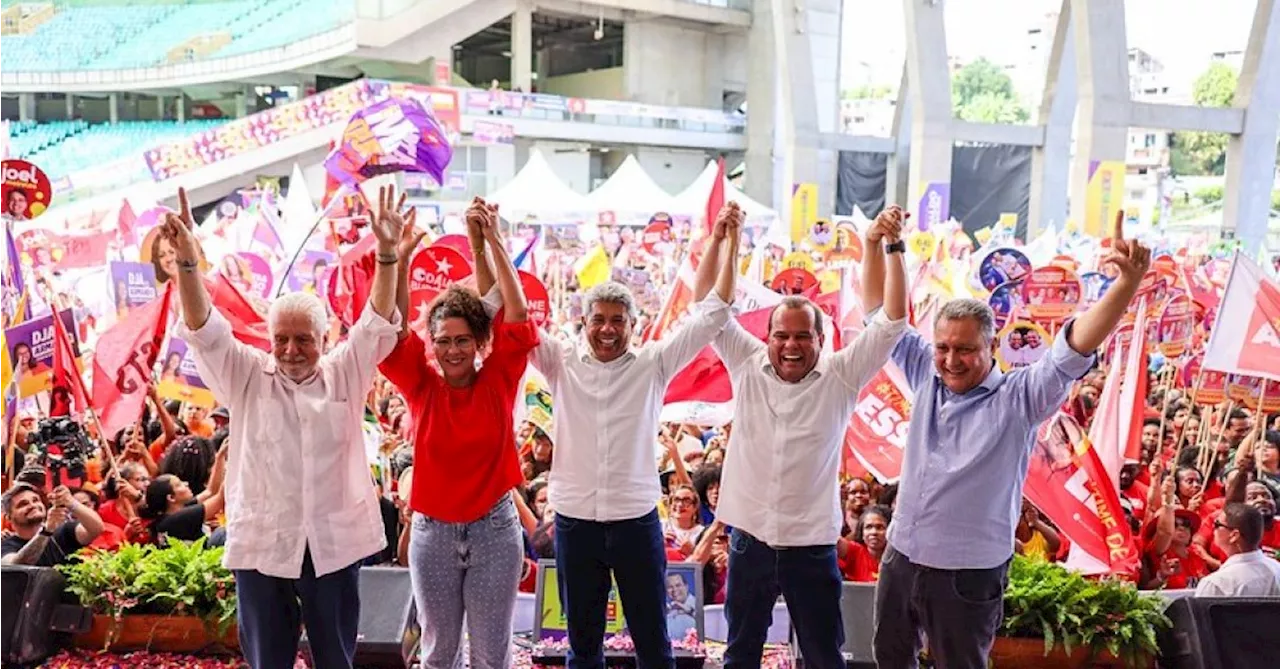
left=704, top=157, right=725, bottom=241
left=204, top=274, right=270, bottom=351
left=844, top=367, right=913, bottom=482
left=50, top=230, right=114, bottom=270
left=327, top=233, right=378, bottom=326
left=92, top=283, right=173, bottom=440
left=49, top=310, right=89, bottom=417
left=117, top=199, right=138, bottom=247
left=1119, top=305, right=1150, bottom=464
left=1203, top=252, right=1280, bottom=381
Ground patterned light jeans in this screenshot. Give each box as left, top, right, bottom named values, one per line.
left=409, top=494, right=524, bottom=669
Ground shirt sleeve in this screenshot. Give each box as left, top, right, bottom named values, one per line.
left=55, top=521, right=86, bottom=552
left=1194, top=575, right=1225, bottom=597
left=327, top=305, right=403, bottom=391
left=654, top=293, right=733, bottom=381
left=487, top=312, right=539, bottom=388
left=830, top=310, right=908, bottom=392
left=530, top=332, right=571, bottom=385
left=888, top=328, right=936, bottom=393
left=481, top=284, right=503, bottom=318
left=378, top=331, right=435, bottom=399
left=1009, top=319, right=1096, bottom=424
left=180, top=308, right=266, bottom=403
left=711, top=302, right=764, bottom=372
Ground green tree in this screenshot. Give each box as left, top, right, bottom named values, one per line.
left=842, top=84, right=893, bottom=100
left=951, top=58, right=1029, bottom=123
left=1171, top=62, right=1238, bottom=176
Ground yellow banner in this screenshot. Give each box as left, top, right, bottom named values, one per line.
left=1084, top=161, right=1125, bottom=237
left=791, top=183, right=818, bottom=246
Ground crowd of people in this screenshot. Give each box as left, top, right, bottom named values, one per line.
left=3, top=191, right=1279, bottom=669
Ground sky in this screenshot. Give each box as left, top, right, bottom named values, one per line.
left=840, top=0, right=1258, bottom=95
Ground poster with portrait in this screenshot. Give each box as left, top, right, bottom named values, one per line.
left=1183, top=355, right=1229, bottom=406
left=534, top=559, right=703, bottom=644
left=828, top=220, right=864, bottom=263
left=1227, top=374, right=1262, bottom=404
left=1130, top=270, right=1170, bottom=317
left=807, top=218, right=836, bottom=252
left=4, top=310, right=81, bottom=398
left=140, top=224, right=209, bottom=285
left=2, top=159, right=53, bottom=221
left=283, top=250, right=335, bottom=295
left=987, top=280, right=1025, bottom=328
left=641, top=214, right=674, bottom=256
left=155, top=337, right=216, bottom=408
left=781, top=250, right=816, bottom=273
left=109, top=262, right=158, bottom=317
left=977, top=247, right=1031, bottom=292
left=771, top=268, right=818, bottom=296
left=995, top=320, right=1050, bottom=372
left=1021, top=266, right=1082, bottom=323
left=1079, top=271, right=1114, bottom=306
left=1157, top=293, right=1195, bottom=359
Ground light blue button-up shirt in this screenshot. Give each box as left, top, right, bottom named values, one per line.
left=886, top=322, right=1095, bottom=569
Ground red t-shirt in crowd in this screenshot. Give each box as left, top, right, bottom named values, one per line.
left=378, top=315, right=537, bottom=523
left=839, top=541, right=881, bottom=582
left=1196, top=511, right=1280, bottom=562
left=1147, top=545, right=1209, bottom=590
left=98, top=500, right=129, bottom=529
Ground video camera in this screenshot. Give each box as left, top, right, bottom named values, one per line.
left=24, top=418, right=94, bottom=486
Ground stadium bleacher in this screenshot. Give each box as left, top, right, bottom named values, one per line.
left=11, top=119, right=224, bottom=179
left=0, top=0, right=353, bottom=72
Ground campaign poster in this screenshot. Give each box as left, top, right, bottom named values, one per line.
left=1157, top=293, right=1195, bottom=359
left=2, top=159, right=52, bottom=221
left=995, top=320, right=1051, bottom=372
left=5, top=310, right=81, bottom=398
left=771, top=268, right=818, bottom=296
left=988, top=280, right=1025, bottom=329
left=285, top=250, right=335, bottom=294
left=110, top=262, right=158, bottom=317
left=977, top=247, right=1031, bottom=292
left=1079, top=271, right=1114, bottom=306
left=1022, top=266, right=1082, bottom=323
left=537, top=560, right=702, bottom=643
left=155, top=337, right=216, bottom=408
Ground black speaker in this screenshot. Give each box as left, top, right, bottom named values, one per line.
left=301, top=566, right=420, bottom=668
left=1158, top=596, right=1280, bottom=669
left=2, top=565, right=92, bottom=666
left=790, top=582, right=877, bottom=668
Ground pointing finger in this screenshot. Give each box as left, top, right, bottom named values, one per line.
left=178, top=188, right=193, bottom=228
left=1112, top=209, right=1124, bottom=242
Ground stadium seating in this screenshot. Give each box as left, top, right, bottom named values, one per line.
left=0, top=0, right=353, bottom=72
left=13, top=120, right=223, bottom=180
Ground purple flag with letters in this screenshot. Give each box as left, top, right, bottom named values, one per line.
left=324, top=97, right=453, bottom=186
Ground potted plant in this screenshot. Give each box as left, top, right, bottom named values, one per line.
left=995, top=555, right=1171, bottom=668
left=59, top=538, right=238, bottom=652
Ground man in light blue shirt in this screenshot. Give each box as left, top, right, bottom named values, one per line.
left=862, top=223, right=1151, bottom=669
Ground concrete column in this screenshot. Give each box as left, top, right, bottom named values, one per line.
left=511, top=0, right=533, bottom=92
left=1028, top=0, right=1077, bottom=238
left=234, top=92, right=247, bottom=118
left=885, top=64, right=912, bottom=211
left=156, top=95, right=166, bottom=120
left=18, top=93, right=34, bottom=122
left=1068, top=0, right=1130, bottom=238
left=1222, top=0, right=1280, bottom=254
left=902, top=0, right=953, bottom=230
left=176, top=95, right=186, bottom=122
left=108, top=93, right=120, bottom=123
left=744, top=0, right=840, bottom=221
left=64, top=94, right=75, bottom=120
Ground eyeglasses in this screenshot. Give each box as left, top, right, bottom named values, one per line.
left=671, top=496, right=697, bottom=506
left=1214, top=520, right=1234, bottom=531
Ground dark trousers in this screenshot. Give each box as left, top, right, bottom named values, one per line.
left=233, top=546, right=362, bottom=669
left=873, top=544, right=1010, bottom=669
left=723, top=529, right=844, bottom=669
left=554, top=508, right=673, bottom=669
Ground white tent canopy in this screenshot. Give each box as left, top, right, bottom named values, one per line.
left=672, top=160, right=777, bottom=224
left=486, top=149, right=596, bottom=219
left=586, top=154, right=679, bottom=220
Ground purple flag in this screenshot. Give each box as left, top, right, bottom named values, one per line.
left=324, top=97, right=453, bottom=186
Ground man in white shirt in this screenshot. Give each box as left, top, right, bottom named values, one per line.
left=483, top=204, right=743, bottom=668
left=1196, top=503, right=1280, bottom=597
left=161, top=186, right=409, bottom=669
left=713, top=206, right=910, bottom=668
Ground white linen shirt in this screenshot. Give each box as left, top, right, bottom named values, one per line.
left=1194, top=550, right=1280, bottom=597
left=485, top=288, right=731, bottom=521
left=713, top=296, right=907, bottom=547
left=181, top=306, right=400, bottom=578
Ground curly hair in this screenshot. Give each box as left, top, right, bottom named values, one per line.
left=427, top=285, right=492, bottom=344
left=159, top=436, right=214, bottom=496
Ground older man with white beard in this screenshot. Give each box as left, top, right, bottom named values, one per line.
left=161, top=186, right=412, bottom=669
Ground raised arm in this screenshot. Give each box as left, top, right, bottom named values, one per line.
left=162, top=188, right=212, bottom=330
left=392, top=199, right=427, bottom=339
left=368, top=186, right=411, bottom=323
left=1067, top=212, right=1151, bottom=354
left=470, top=198, right=498, bottom=297
left=478, top=202, right=528, bottom=323
left=693, top=202, right=742, bottom=303
left=861, top=205, right=908, bottom=320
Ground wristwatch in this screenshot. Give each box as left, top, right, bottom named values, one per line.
left=885, top=240, right=906, bottom=254
left=38, top=528, right=53, bottom=537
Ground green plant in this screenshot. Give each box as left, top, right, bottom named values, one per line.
left=58, top=539, right=237, bottom=636
left=1001, top=555, right=1170, bottom=667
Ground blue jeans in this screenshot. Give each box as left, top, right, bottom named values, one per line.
left=554, top=508, right=673, bottom=669
left=409, top=495, right=523, bottom=669
left=233, top=546, right=361, bottom=669
left=723, top=529, right=844, bottom=669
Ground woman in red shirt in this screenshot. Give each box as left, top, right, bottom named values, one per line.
left=838, top=506, right=890, bottom=582
left=378, top=198, right=537, bottom=669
